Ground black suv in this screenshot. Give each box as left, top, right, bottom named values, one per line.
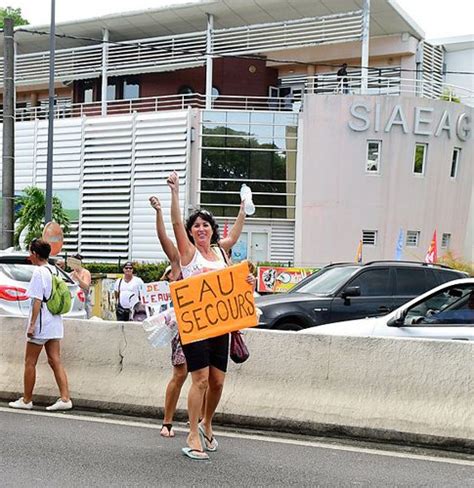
left=255, top=261, right=467, bottom=331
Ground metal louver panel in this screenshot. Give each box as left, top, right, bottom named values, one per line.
left=81, top=116, right=133, bottom=261
left=131, top=110, right=189, bottom=261
left=270, top=220, right=295, bottom=263
left=421, top=42, right=444, bottom=99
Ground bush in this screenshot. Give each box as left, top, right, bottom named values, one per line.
left=438, top=252, right=473, bottom=276
left=82, top=261, right=170, bottom=282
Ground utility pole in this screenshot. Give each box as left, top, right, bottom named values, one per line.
left=45, top=0, right=56, bottom=223
left=2, top=18, right=15, bottom=249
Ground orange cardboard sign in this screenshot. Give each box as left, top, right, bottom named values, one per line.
left=170, top=261, right=257, bottom=345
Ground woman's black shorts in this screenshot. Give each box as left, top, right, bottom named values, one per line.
left=181, top=334, right=229, bottom=373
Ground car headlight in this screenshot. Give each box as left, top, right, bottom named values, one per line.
left=256, top=307, right=263, bottom=319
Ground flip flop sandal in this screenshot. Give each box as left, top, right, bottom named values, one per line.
left=182, top=447, right=209, bottom=461
left=160, top=424, right=175, bottom=438
left=198, top=424, right=218, bottom=452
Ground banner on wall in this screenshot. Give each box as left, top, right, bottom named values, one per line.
left=257, top=266, right=317, bottom=293
left=170, top=261, right=258, bottom=345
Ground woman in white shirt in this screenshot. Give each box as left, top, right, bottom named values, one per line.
left=9, top=238, right=72, bottom=411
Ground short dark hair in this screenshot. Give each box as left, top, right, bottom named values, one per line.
left=185, top=209, right=219, bottom=245
left=29, top=238, right=51, bottom=260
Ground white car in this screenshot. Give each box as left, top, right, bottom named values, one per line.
left=300, top=278, right=473, bottom=341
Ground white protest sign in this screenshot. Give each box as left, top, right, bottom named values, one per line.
left=140, top=281, right=172, bottom=312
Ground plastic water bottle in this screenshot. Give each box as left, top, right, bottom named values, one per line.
left=148, top=324, right=174, bottom=348
left=240, top=183, right=255, bottom=216
left=143, top=312, right=176, bottom=348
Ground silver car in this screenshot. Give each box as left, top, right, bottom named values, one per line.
left=0, top=251, right=87, bottom=319
left=299, top=278, right=473, bottom=341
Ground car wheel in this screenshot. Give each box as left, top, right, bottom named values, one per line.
left=275, top=322, right=303, bottom=331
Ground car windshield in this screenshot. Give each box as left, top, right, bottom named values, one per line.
left=290, top=266, right=359, bottom=296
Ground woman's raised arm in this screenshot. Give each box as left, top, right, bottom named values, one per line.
left=168, top=171, right=195, bottom=265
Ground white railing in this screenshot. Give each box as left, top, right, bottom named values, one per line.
left=9, top=93, right=301, bottom=122
left=4, top=76, right=472, bottom=123
left=304, top=75, right=474, bottom=105
left=1, top=11, right=363, bottom=87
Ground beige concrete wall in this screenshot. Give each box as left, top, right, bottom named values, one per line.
left=271, top=34, right=419, bottom=75
left=295, top=94, right=473, bottom=265
left=0, top=317, right=472, bottom=446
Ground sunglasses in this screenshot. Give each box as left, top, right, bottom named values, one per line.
left=123, top=266, right=133, bottom=270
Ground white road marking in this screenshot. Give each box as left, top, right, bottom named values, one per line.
left=1, top=406, right=473, bottom=467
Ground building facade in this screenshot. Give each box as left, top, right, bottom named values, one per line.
left=0, top=0, right=472, bottom=265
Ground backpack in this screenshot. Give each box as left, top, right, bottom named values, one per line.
left=44, top=267, right=72, bottom=315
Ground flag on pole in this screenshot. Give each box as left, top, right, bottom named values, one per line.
left=222, top=220, right=229, bottom=238
left=395, top=228, right=404, bottom=260
left=355, top=239, right=363, bottom=263
left=425, top=230, right=438, bottom=263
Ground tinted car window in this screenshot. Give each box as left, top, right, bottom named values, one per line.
left=396, top=268, right=434, bottom=295
left=291, top=266, right=359, bottom=295
left=346, top=268, right=390, bottom=296
left=435, top=269, right=465, bottom=284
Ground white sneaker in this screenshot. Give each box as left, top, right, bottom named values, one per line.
left=46, top=398, right=73, bottom=411
left=9, top=397, right=33, bottom=410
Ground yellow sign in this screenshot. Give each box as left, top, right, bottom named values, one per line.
left=170, top=261, right=257, bottom=345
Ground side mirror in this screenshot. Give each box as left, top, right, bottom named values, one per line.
left=341, top=286, right=361, bottom=298
left=387, top=311, right=405, bottom=327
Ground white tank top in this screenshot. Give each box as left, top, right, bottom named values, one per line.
left=181, top=248, right=226, bottom=279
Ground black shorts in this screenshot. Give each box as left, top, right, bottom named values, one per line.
left=181, top=334, right=229, bottom=373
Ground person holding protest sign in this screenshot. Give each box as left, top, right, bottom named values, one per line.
left=168, top=171, right=254, bottom=461
left=149, top=193, right=247, bottom=439
left=69, top=253, right=92, bottom=318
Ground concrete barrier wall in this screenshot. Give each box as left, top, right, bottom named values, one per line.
left=0, top=317, right=472, bottom=449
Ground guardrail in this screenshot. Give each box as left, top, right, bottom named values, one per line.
left=4, top=76, right=473, bottom=123
left=305, top=74, right=474, bottom=105
left=10, top=93, right=302, bottom=122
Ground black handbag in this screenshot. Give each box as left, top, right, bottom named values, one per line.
left=230, top=331, right=249, bottom=364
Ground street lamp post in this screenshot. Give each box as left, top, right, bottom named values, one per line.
left=45, top=0, right=56, bottom=224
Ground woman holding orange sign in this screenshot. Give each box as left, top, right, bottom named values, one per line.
left=168, top=171, right=255, bottom=461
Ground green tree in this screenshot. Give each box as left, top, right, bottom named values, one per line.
left=0, top=6, right=29, bottom=28
left=14, top=187, right=70, bottom=248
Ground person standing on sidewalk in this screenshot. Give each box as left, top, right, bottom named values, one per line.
left=114, top=262, right=144, bottom=321
left=148, top=194, right=247, bottom=439
left=9, top=238, right=73, bottom=412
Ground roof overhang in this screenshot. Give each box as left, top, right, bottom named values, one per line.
left=7, top=0, right=425, bottom=54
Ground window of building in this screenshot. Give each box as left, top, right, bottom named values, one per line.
left=106, top=82, right=117, bottom=101
left=366, top=140, right=381, bottom=173
left=441, top=233, right=451, bottom=249
left=406, top=230, right=420, bottom=247
left=413, top=143, right=427, bottom=175
left=450, top=148, right=460, bottom=178
left=123, top=79, right=140, bottom=99
left=362, top=230, right=377, bottom=246
left=200, top=111, right=298, bottom=219
left=79, top=81, right=96, bottom=103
